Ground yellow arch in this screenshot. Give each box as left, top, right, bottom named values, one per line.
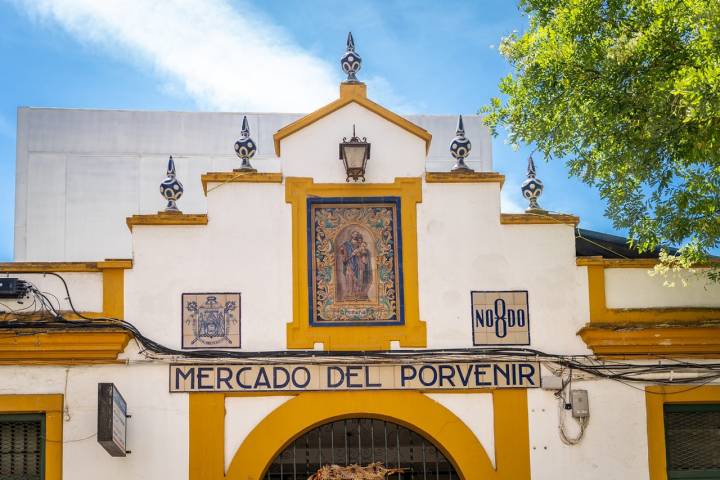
left=187, top=390, right=530, bottom=480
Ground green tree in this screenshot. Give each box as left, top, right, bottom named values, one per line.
left=484, top=0, right=720, bottom=278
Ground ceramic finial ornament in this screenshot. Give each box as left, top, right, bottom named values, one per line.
left=233, top=115, right=257, bottom=172
left=521, top=155, right=547, bottom=213
left=450, top=115, right=473, bottom=172
left=341, top=32, right=362, bottom=83
left=159, top=155, right=183, bottom=213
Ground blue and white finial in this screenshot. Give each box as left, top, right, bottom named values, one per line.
left=450, top=115, right=473, bottom=172
left=341, top=32, right=362, bottom=83
left=234, top=115, right=257, bottom=172
left=521, top=155, right=546, bottom=213
left=159, top=155, right=184, bottom=213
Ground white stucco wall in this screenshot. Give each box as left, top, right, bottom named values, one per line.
left=528, top=380, right=650, bottom=480
left=14, top=107, right=490, bottom=262
left=280, top=102, right=427, bottom=183
left=125, top=181, right=291, bottom=351
left=418, top=182, right=590, bottom=354
left=5, top=92, right=719, bottom=480
left=1, top=272, right=103, bottom=313
left=605, top=268, right=720, bottom=309
left=0, top=363, right=187, bottom=480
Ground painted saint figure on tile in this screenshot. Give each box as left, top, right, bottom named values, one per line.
left=308, top=197, right=404, bottom=326
left=337, top=229, right=373, bottom=301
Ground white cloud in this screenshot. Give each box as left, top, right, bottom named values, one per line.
left=11, top=0, right=341, bottom=112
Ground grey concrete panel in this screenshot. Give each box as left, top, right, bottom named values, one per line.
left=25, top=153, right=67, bottom=261
left=65, top=155, right=139, bottom=260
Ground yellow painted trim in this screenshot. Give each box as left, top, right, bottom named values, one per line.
left=189, top=393, right=225, bottom=480
left=126, top=213, right=208, bottom=231
left=0, top=260, right=131, bottom=273
left=584, top=265, right=720, bottom=324
left=646, top=385, right=720, bottom=480
left=285, top=177, right=426, bottom=350
left=102, top=265, right=124, bottom=318
left=0, top=259, right=129, bottom=321
left=577, top=265, right=720, bottom=356
left=188, top=389, right=530, bottom=480
left=577, top=256, right=720, bottom=268
left=339, top=82, right=367, bottom=98
left=0, top=330, right=131, bottom=364
left=273, top=83, right=432, bottom=156
left=0, top=394, right=63, bottom=480
left=201, top=171, right=284, bottom=195
left=425, top=171, right=506, bottom=187
left=500, top=213, right=580, bottom=225
left=576, top=256, right=660, bottom=268
left=577, top=325, right=720, bottom=358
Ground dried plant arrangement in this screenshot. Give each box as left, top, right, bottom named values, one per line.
left=308, top=462, right=406, bottom=480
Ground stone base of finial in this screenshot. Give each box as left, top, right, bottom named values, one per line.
left=339, top=82, right=367, bottom=99
left=451, top=163, right=475, bottom=173
left=525, top=207, right=549, bottom=214
left=232, top=167, right=257, bottom=173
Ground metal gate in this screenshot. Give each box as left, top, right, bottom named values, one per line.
left=0, top=414, right=45, bottom=480
left=264, top=418, right=459, bottom=479
left=664, top=404, right=720, bottom=479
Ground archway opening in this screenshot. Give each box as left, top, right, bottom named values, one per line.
left=264, top=417, right=459, bottom=479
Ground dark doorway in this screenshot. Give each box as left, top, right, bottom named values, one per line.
left=264, top=417, right=459, bottom=479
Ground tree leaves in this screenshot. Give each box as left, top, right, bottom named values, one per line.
left=485, top=0, right=720, bottom=278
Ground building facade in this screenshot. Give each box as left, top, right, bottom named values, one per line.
left=2, top=40, right=720, bottom=480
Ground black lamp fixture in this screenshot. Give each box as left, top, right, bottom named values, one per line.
left=339, top=125, right=370, bottom=182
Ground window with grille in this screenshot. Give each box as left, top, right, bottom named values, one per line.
left=664, top=404, right=720, bottom=480
left=264, top=418, right=459, bottom=479
left=0, top=414, right=45, bottom=480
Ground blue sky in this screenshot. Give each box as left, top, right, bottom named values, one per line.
left=0, top=0, right=618, bottom=261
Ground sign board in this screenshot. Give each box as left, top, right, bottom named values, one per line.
left=97, top=383, right=128, bottom=457
left=471, top=291, right=530, bottom=345
left=169, top=361, right=541, bottom=393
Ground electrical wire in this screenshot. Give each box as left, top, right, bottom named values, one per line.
left=2, top=272, right=720, bottom=391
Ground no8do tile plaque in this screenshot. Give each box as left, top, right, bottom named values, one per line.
left=471, top=290, right=530, bottom=345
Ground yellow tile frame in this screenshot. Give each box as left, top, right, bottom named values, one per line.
left=646, top=385, right=720, bottom=480
left=285, top=177, right=426, bottom=350
left=189, top=389, right=531, bottom=480
left=0, top=394, right=63, bottom=480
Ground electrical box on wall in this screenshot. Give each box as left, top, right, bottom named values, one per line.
left=571, top=389, right=590, bottom=418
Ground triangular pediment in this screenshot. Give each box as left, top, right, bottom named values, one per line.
left=273, top=82, right=432, bottom=156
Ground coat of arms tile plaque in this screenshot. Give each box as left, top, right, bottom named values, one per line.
left=307, top=196, right=404, bottom=326
left=182, top=293, right=240, bottom=348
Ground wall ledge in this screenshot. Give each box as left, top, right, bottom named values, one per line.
left=500, top=213, right=579, bottom=225
left=0, top=260, right=132, bottom=272
left=201, top=171, right=283, bottom=194
left=0, top=328, right=132, bottom=364
left=126, top=213, right=208, bottom=231
left=425, top=171, right=505, bottom=186
left=578, top=323, right=720, bottom=358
